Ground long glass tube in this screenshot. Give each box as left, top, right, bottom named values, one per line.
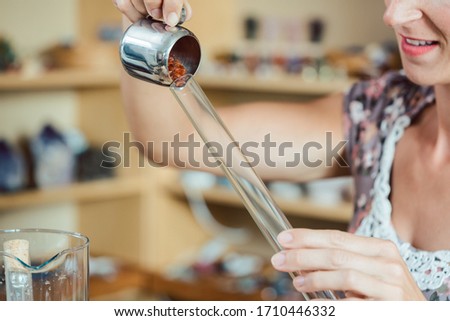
left=170, top=75, right=342, bottom=300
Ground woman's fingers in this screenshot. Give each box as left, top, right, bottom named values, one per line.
left=114, top=0, right=146, bottom=22
left=292, top=270, right=405, bottom=300
left=131, top=0, right=148, bottom=15
left=278, top=229, right=400, bottom=259
left=162, top=0, right=185, bottom=26
left=183, top=0, right=193, bottom=20
left=271, top=229, right=427, bottom=300
left=271, top=248, right=403, bottom=281
left=115, top=0, right=191, bottom=26
left=144, top=0, right=163, bottom=19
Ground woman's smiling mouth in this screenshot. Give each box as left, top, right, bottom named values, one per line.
left=401, top=35, right=440, bottom=57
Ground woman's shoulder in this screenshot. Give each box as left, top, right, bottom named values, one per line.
left=345, top=70, right=417, bottom=108
left=342, top=70, right=434, bottom=171
left=344, top=70, right=434, bottom=125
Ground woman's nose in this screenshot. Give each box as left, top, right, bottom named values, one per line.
left=383, top=0, right=423, bottom=27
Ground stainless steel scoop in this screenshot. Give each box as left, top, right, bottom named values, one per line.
left=119, top=16, right=201, bottom=86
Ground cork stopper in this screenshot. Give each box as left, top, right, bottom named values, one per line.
left=3, top=239, right=30, bottom=270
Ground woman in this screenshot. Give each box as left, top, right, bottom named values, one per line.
left=113, top=0, right=450, bottom=300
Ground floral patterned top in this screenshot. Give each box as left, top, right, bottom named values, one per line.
left=343, top=70, right=450, bottom=301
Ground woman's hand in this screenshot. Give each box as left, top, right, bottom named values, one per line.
left=113, top=0, right=192, bottom=26
left=271, top=229, right=426, bottom=300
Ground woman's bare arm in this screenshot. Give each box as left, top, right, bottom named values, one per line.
left=117, top=5, right=349, bottom=183
left=121, top=61, right=349, bottom=183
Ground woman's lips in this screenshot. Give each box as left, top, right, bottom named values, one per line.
left=400, top=35, right=439, bottom=57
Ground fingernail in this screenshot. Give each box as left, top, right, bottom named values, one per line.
left=294, top=276, right=305, bottom=287
left=167, top=12, right=179, bottom=27
left=271, top=253, right=286, bottom=267
left=151, top=9, right=162, bottom=19
left=278, top=232, right=293, bottom=244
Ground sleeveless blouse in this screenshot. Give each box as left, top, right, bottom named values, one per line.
left=343, top=70, right=450, bottom=300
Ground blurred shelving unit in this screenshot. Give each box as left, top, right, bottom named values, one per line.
left=0, top=63, right=150, bottom=263
left=0, top=0, right=148, bottom=266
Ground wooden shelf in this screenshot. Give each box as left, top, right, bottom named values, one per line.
left=0, top=68, right=120, bottom=91
left=148, top=271, right=263, bottom=301
left=90, top=263, right=264, bottom=301
left=0, top=176, right=145, bottom=211
left=169, top=183, right=352, bottom=223
left=0, top=68, right=354, bottom=96
left=90, top=264, right=150, bottom=300
left=196, top=74, right=355, bottom=96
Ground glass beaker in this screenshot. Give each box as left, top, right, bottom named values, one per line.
left=0, top=228, right=89, bottom=301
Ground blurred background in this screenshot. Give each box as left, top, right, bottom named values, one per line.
left=0, top=0, right=398, bottom=300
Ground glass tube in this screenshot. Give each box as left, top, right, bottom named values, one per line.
left=170, top=74, right=342, bottom=300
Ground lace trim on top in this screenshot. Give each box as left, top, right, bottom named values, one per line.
left=355, top=114, right=450, bottom=291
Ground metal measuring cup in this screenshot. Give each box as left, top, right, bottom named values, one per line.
left=119, top=12, right=201, bottom=87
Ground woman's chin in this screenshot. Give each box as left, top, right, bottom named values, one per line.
left=403, top=68, right=436, bottom=87
left=403, top=65, right=450, bottom=87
